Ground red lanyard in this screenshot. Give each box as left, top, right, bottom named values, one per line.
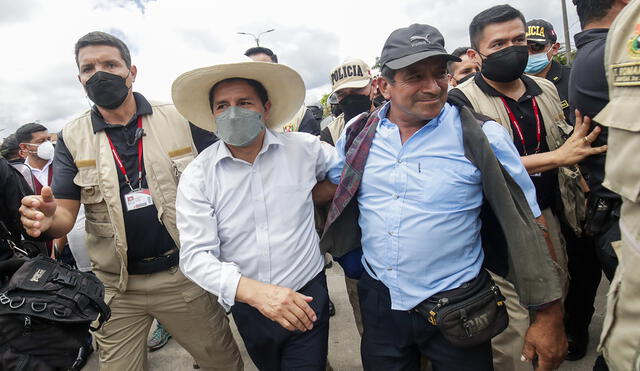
left=106, top=116, right=143, bottom=192
left=499, top=96, right=541, bottom=156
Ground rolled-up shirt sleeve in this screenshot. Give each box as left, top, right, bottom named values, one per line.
left=176, top=158, right=242, bottom=311
left=482, top=121, right=542, bottom=218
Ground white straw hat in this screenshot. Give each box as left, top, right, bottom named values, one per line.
left=171, top=61, right=305, bottom=132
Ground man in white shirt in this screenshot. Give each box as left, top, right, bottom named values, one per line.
left=15, top=122, right=54, bottom=193
left=15, top=123, right=69, bottom=259
left=172, top=61, right=339, bottom=371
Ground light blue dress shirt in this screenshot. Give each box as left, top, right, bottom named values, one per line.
left=328, top=102, right=541, bottom=310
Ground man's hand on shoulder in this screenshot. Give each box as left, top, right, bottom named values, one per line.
left=522, top=301, right=567, bottom=370
left=235, top=277, right=317, bottom=332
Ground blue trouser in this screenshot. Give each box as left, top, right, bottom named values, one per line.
left=358, top=270, right=493, bottom=371
left=231, top=271, right=329, bottom=371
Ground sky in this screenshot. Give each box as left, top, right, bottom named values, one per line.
left=0, top=0, right=582, bottom=136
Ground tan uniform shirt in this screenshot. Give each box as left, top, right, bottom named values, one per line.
left=593, top=2, right=640, bottom=369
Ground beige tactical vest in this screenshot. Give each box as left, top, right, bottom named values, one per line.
left=456, top=75, right=586, bottom=234
left=62, top=102, right=196, bottom=291
left=327, top=113, right=346, bottom=144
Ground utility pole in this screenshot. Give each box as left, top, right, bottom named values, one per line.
left=237, top=29, right=275, bottom=47
left=561, top=0, right=573, bottom=65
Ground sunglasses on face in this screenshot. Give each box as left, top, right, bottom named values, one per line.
left=527, top=43, right=549, bottom=53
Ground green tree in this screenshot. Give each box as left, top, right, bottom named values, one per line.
left=372, top=56, right=381, bottom=69
left=320, top=93, right=331, bottom=117
left=553, top=45, right=577, bottom=66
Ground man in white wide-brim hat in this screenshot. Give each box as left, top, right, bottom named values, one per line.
left=172, top=61, right=340, bottom=370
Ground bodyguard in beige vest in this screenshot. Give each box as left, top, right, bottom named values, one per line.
left=448, top=5, right=607, bottom=371
left=19, top=31, right=242, bottom=371
left=594, top=1, right=640, bottom=369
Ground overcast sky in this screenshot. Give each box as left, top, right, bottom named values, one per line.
left=0, top=0, right=581, bottom=136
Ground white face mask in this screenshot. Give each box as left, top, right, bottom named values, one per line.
left=36, top=141, right=54, bottom=160
left=23, top=141, right=54, bottom=161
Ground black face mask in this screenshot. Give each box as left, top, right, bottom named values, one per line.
left=84, top=71, right=130, bottom=109
left=480, top=45, right=529, bottom=83
left=339, top=94, right=372, bottom=122
left=330, top=104, right=343, bottom=118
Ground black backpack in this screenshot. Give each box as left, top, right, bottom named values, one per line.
left=0, top=256, right=111, bottom=370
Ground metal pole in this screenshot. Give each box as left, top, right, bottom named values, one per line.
left=257, top=29, right=275, bottom=47
left=237, top=29, right=275, bottom=47
left=561, top=0, right=573, bottom=65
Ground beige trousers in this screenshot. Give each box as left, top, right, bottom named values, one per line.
left=490, top=272, right=533, bottom=371
left=490, top=208, right=568, bottom=371
left=599, top=228, right=640, bottom=370
left=95, top=267, right=242, bottom=371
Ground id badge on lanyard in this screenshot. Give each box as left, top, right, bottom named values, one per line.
left=106, top=116, right=154, bottom=212
left=125, top=189, right=153, bottom=211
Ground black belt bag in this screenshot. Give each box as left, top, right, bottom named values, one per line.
left=413, top=269, right=508, bottom=348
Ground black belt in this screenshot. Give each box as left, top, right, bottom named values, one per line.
left=128, top=250, right=179, bottom=275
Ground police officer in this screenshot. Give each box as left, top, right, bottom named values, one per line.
left=592, top=1, right=640, bottom=369
left=320, top=59, right=376, bottom=147
left=569, top=0, right=629, bottom=364
left=525, top=19, right=573, bottom=125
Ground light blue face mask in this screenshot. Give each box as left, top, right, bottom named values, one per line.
left=525, top=49, right=552, bottom=74
left=214, top=106, right=265, bottom=147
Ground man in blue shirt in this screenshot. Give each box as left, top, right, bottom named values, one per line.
left=326, top=24, right=567, bottom=371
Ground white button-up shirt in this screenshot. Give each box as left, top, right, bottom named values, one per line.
left=25, top=157, right=53, bottom=187
left=176, top=129, right=339, bottom=310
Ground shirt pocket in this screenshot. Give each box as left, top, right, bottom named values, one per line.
left=603, top=121, right=640, bottom=203
left=419, top=158, right=480, bottom=212
left=85, top=219, right=119, bottom=274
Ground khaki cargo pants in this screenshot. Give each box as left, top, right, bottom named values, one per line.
left=490, top=208, right=568, bottom=371
left=599, top=216, right=640, bottom=371
left=95, top=267, right=242, bottom=371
